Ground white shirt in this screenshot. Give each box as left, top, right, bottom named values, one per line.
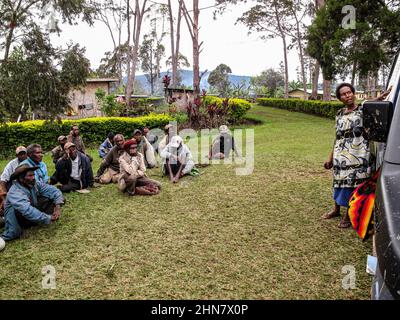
left=0, top=158, right=20, bottom=183
left=70, top=156, right=81, bottom=181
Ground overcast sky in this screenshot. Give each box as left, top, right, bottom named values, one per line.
left=49, top=0, right=302, bottom=79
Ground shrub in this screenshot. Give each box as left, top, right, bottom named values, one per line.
left=257, top=98, right=343, bottom=119
left=0, top=113, right=174, bottom=158
left=95, top=89, right=125, bottom=117
left=201, top=96, right=252, bottom=122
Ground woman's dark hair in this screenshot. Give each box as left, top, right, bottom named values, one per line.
left=336, top=83, right=355, bottom=100
left=107, top=132, right=115, bottom=140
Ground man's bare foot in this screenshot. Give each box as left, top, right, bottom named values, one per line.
left=321, top=210, right=340, bottom=219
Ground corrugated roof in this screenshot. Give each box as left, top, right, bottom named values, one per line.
left=86, top=78, right=119, bottom=83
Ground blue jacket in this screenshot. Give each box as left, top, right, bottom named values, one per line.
left=98, top=138, right=113, bottom=159
left=2, top=181, right=64, bottom=240
left=20, top=158, right=49, bottom=184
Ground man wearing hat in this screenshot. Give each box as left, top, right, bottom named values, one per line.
left=51, top=136, right=68, bottom=164
left=209, top=125, right=240, bottom=160
left=118, top=139, right=162, bottom=195
left=0, top=146, right=28, bottom=227
left=160, top=135, right=195, bottom=183
left=0, top=164, right=64, bottom=241
left=0, top=146, right=28, bottom=193
left=52, top=142, right=94, bottom=192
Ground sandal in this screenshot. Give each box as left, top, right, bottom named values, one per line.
left=321, top=210, right=340, bottom=219
left=338, top=217, right=352, bottom=228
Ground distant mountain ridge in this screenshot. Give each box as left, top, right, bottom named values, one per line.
left=135, top=69, right=251, bottom=94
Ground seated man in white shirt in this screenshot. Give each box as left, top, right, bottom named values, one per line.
left=1, top=146, right=28, bottom=227
left=53, top=142, right=94, bottom=193
left=160, top=136, right=195, bottom=183
left=0, top=146, right=28, bottom=192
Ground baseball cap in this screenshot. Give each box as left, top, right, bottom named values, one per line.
left=219, top=125, right=229, bottom=134
left=57, top=135, right=67, bottom=143
left=64, top=142, right=76, bottom=150
left=15, top=146, right=27, bottom=155
left=170, top=136, right=183, bottom=148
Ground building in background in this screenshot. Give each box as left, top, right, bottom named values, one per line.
left=67, top=78, right=119, bottom=118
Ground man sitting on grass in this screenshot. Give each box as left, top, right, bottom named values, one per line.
left=68, top=124, right=93, bottom=162
left=132, top=129, right=157, bottom=169
left=118, top=139, right=162, bottom=196
left=95, top=134, right=125, bottom=184
left=209, top=125, right=240, bottom=160
left=98, top=132, right=115, bottom=159
left=53, top=142, right=94, bottom=193
left=160, top=136, right=195, bottom=184
left=51, top=136, right=67, bottom=164
left=0, top=164, right=64, bottom=241
left=21, top=144, right=49, bottom=184
left=0, top=146, right=28, bottom=228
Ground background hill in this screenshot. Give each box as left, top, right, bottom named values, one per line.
left=135, top=69, right=251, bottom=95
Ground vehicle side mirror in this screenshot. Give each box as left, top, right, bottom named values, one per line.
left=363, top=101, right=394, bottom=143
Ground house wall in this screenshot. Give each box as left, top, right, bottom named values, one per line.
left=68, top=82, right=111, bottom=117
left=168, top=91, right=195, bottom=112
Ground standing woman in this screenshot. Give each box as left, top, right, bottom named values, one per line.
left=323, top=83, right=374, bottom=228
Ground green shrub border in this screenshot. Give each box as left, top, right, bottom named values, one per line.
left=0, top=113, right=174, bottom=159
left=257, top=98, right=343, bottom=119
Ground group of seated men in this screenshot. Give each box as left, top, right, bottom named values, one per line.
left=0, top=124, right=238, bottom=248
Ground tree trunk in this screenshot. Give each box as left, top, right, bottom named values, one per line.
left=274, top=3, right=288, bottom=98
left=168, top=0, right=176, bottom=86
left=323, top=79, right=331, bottom=101
left=294, top=16, right=307, bottom=100
left=126, top=0, right=148, bottom=106
left=311, top=60, right=320, bottom=99
left=126, top=0, right=131, bottom=87
left=3, top=25, right=15, bottom=62
left=282, top=36, right=289, bottom=99
left=174, top=2, right=182, bottom=87
left=351, top=60, right=357, bottom=86
left=192, top=0, right=200, bottom=97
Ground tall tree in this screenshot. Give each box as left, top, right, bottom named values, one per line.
left=125, top=0, right=151, bottom=105
left=167, top=0, right=183, bottom=87
left=250, top=68, right=285, bottom=97
left=181, top=0, right=202, bottom=98
left=286, top=0, right=309, bottom=99
left=92, top=0, right=126, bottom=84
left=208, top=63, right=232, bottom=97
left=0, top=0, right=94, bottom=63
left=215, top=0, right=292, bottom=98
left=309, top=0, right=324, bottom=100
left=0, top=27, right=89, bottom=121
left=139, top=33, right=166, bottom=95
left=166, top=52, right=190, bottom=85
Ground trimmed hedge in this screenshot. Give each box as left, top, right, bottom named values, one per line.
left=0, top=113, right=174, bottom=158
left=201, top=96, right=252, bottom=121
left=257, top=98, right=343, bottom=119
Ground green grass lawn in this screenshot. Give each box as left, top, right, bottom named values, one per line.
left=0, top=105, right=372, bottom=299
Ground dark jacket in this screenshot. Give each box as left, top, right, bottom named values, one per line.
left=97, top=145, right=124, bottom=176
left=54, top=152, right=94, bottom=189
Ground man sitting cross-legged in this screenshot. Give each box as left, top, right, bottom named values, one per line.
left=0, top=164, right=64, bottom=241
left=118, top=139, right=162, bottom=196
left=160, top=136, right=195, bottom=184
left=53, top=142, right=94, bottom=193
